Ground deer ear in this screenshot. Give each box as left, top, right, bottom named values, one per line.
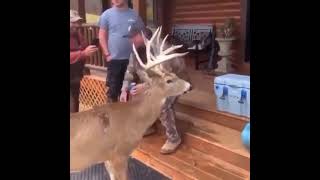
left=145, top=69, right=159, bottom=77
left=136, top=70, right=153, bottom=84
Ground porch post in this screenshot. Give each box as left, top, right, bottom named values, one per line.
left=154, top=0, right=163, bottom=27
left=132, top=0, right=146, bottom=24
left=240, top=0, right=248, bottom=62
left=102, top=0, right=111, bottom=12
left=78, top=0, right=86, bottom=22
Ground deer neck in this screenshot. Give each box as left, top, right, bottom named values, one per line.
left=132, top=86, right=166, bottom=131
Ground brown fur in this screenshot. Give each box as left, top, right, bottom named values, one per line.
left=70, top=75, right=191, bottom=180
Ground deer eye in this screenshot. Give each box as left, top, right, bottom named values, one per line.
left=166, top=80, right=173, bottom=84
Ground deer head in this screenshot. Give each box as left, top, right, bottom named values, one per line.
left=132, top=27, right=191, bottom=97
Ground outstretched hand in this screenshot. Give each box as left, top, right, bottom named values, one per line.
left=83, top=45, right=98, bottom=57
left=120, top=91, right=128, bottom=102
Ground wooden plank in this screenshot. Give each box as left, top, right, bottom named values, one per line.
left=173, top=22, right=238, bottom=28
left=175, top=102, right=248, bottom=131
left=173, top=20, right=240, bottom=27
left=175, top=112, right=249, bottom=156
left=175, top=3, right=241, bottom=11
left=184, top=130, right=250, bottom=171
left=171, top=114, right=250, bottom=171
left=189, top=148, right=249, bottom=179
left=137, top=134, right=250, bottom=179
left=175, top=10, right=240, bottom=19
left=176, top=9, right=240, bottom=15
left=175, top=145, right=249, bottom=180
left=138, top=136, right=222, bottom=180
left=174, top=16, right=241, bottom=22
left=175, top=0, right=240, bottom=5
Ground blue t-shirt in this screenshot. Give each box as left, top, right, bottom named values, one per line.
left=98, top=7, right=144, bottom=60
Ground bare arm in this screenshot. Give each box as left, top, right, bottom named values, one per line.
left=70, top=50, right=84, bottom=64
left=70, top=46, right=98, bottom=64
left=99, top=28, right=110, bottom=57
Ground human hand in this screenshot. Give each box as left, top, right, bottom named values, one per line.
left=103, top=52, right=112, bottom=62
left=120, top=91, right=128, bottom=102
left=130, top=83, right=145, bottom=96
left=83, top=45, right=98, bottom=57
left=106, top=54, right=112, bottom=62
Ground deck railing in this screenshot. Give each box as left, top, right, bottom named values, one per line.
left=80, top=24, right=106, bottom=67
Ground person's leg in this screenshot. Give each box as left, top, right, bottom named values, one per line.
left=106, top=61, right=121, bottom=103
left=116, top=60, right=129, bottom=97
left=70, top=82, right=81, bottom=113
left=159, top=96, right=181, bottom=154
left=106, top=60, right=129, bottom=103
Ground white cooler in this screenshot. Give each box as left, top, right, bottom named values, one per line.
left=214, top=74, right=250, bottom=117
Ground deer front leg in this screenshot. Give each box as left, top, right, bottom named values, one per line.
left=104, top=156, right=128, bottom=180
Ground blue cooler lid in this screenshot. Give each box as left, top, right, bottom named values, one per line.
left=214, top=74, right=250, bottom=89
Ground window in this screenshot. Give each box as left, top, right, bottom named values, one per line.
left=85, top=0, right=102, bottom=23
left=146, top=0, right=156, bottom=28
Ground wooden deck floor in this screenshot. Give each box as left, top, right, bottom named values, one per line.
left=133, top=128, right=250, bottom=180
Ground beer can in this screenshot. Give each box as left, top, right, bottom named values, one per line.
left=127, top=82, right=136, bottom=101
left=128, top=82, right=136, bottom=91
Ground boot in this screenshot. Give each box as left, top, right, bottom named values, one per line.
left=160, top=138, right=181, bottom=154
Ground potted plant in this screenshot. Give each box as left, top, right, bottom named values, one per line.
left=216, top=18, right=237, bottom=72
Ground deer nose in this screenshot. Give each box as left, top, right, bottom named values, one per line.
left=189, top=85, right=193, bottom=91
left=184, top=84, right=192, bottom=94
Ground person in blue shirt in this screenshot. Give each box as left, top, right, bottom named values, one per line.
left=98, top=0, right=145, bottom=103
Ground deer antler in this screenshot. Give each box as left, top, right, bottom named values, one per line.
left=132, top=26, right=188, bottom=71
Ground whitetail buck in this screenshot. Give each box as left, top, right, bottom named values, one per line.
left=70, top=27, right=191, bottom=180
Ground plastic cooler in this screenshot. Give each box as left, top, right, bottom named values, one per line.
left=213, top=74, right=250, bottom=117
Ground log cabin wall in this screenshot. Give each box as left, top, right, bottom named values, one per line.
left=162, top=0, right=243, bottom=66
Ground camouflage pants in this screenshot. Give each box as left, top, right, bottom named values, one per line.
left=159, top=96, right=180, bottom=143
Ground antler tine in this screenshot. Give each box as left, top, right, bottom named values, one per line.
left=146, top=51, right=189, bottom=70
left=150, top=26, right=161, bottom=43
left=132, top=43, right=147, bottom=69
left=146, top=27, right=161, bottom=67
left=157, top=51, right=189, bottom=62
left=141, top=31, right=148, bottom=45
left=133, top=26, right=188, bottom=71
left=156, top=26, right=162, bottom=46
left=147, top=31, right=188, bottom=70
left=132, top=27, right=163, bottom=70
left=162, top=44, right=183, bottom=55
left=160, top=34, right=169, bottom=53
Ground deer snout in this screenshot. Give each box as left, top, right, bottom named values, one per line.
left=183, top=83, right=192, bottom=94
